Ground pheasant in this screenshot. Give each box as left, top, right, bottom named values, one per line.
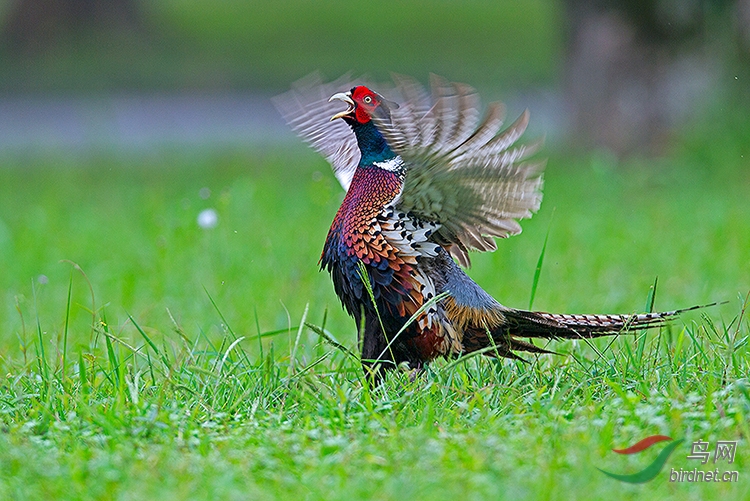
left=275, top=74, right=699, bottom=382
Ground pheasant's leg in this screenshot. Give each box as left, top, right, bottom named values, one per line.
left=360, top=313, right=396, bottom=386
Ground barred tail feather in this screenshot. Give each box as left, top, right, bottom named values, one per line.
left=504, top=303, right=717, bottom=341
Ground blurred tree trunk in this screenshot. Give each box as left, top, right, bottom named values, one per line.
left=561, top=0, right=735, bottom=154
left=737, top=0, right=750, bottom=59
left=2, top=0, right=142, bottom=53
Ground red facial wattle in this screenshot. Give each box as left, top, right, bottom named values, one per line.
left=350, top=86, right=381, bottom=123
left=329, top=85, right=383, bottom=123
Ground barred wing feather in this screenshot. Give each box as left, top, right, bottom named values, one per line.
left=377, top=75, right=544, bottom=267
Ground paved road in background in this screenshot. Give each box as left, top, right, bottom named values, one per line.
left=0, top=92, right=562, bottom=152
left=0, top=94, right=285, bottom=151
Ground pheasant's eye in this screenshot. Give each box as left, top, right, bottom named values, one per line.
left=363, top=96, right=373, bottom=104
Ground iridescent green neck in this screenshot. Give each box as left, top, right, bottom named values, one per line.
left=350, top=120, right=396, bottom=166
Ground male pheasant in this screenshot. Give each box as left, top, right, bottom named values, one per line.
left=275, top=74, right=697, bottom=382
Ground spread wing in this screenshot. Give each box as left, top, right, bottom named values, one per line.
left=272, top=72, right=362, bottom=191
left=276, top=73, right=543, bottom=267
left=375, top=74, right=544, bottom=267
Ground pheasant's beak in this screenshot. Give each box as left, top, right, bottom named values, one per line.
left=329, top=92, right=355, bottom=121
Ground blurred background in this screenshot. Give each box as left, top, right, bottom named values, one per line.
left=0, top=0, right=748, bottom=153
left=0, top=0, right=749, bottom=347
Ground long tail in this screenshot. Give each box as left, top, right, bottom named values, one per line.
left=494, top=303, right=718, bottom=357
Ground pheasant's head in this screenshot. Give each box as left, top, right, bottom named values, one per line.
left=329, top=86, right=396, bottom=124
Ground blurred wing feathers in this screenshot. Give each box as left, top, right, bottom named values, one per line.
left=275, top=73, right=544, bottom=266
left=273, top=72, right=361, bottom=191
left=377, top=75, right=544, bottom=266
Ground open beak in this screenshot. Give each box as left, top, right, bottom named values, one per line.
left=329, top=92, right=355, bottom=121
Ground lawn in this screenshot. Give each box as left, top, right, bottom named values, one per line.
left=0, top=108, right=749, bottom=499
left=0, top=0, right=561, bottom=92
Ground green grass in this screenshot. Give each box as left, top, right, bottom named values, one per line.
left=0, top=0, right=560, bottom=92
left=1, top=113, right=750, bottom=499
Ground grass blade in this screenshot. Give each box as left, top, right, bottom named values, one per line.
left=529, top=209, right=554, bottom=310
left=78, top=350, right=88, bottom=394
left=305, top=322, right=358, bottom=360
left=216, top=336, right=246, bottom=376
left=254, top=306, right=264, bottom=359
left=128, top=313, right=171, bottom=368
left=288, top=303, right=309, bottom=377
left=373, top=291, right=451, bottom=365
left=32, top=280, right=49, bottom=392
left=61, top=271, right=73, bottom=383
left=204, top=286, right=252, bottom=368
left=645, top=276, right=658, bottom=313
left=61, top=260, right=96, bottom=343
